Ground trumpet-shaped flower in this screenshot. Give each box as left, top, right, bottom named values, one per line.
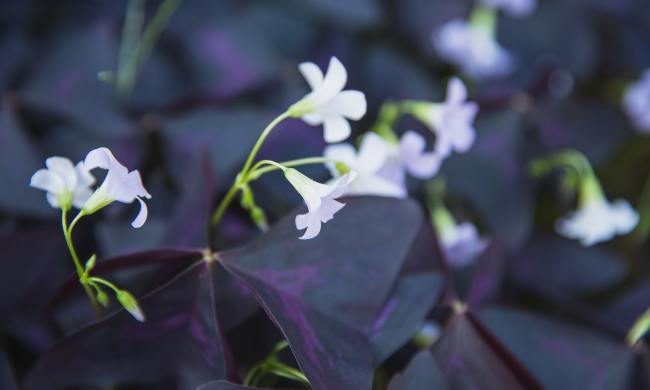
left=82, top=147, right=151, bottom=228
left=623, top=69, right=650, bottom=133
left=439, top=222, right=489, bottom=269
left=30, top=157, right=95, bottom=210
left=284, top=168, right=356, bottom=240
left=481, top=0, right=537, bottom=17
left=432, top=203, right=488, bottom=268
left=324, top=133, right=406, bottom=198
left=433, top=19, right=513, bottom=80
left=556, top=198, right=639, bottom=247
left=291, top=57, right=367, bottom=143
left=427, top=78, right=479, bottom=158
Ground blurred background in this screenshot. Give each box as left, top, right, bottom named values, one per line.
left=2, top=0, right=650, bottom=388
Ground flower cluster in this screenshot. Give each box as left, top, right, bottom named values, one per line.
left=31, top=147, right=151, bottom=228
left=323, top=77, right=477, bottom=200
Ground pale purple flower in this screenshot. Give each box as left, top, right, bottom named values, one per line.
left=284, top=168, right=357, bottom=240
left=378, top=131, right=442, bottom=187
left=82, top=147, right=151, bottom=228
left=556, top=198, right=638, bottom=247
left=433, top=19, right=513, bottom=80
left=439, top=222, right=489, bottom=269
left=429, top=78, right=479, bottom=158
left=623, top=69, right=650, bottom=133
left=30, top=157, right=95, bottom=210
left=324, top=133, right=406, bottom=198
left=482, top=0, right=537, bottom=17
left=292, top=57, right=367, bottom=143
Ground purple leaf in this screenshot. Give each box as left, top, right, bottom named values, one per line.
left=433, top=311, right=542, bottom=389
left=480, top=307, right=637, bottom=389
left=24, top=260, right=232, bottom=390
left=369, top=273, right=444, bottom=364
left=219, top=197, right=425, bottom=389
left=388, top=351, right=448, bottom=390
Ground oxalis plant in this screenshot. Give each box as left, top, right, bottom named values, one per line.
left=7, top=0, right=650, bottom=389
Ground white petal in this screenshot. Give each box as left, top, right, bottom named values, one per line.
left=324, top=143, right=358, bottom=176
left=72, top=188, right=93, bottom=209
left=302, top=113, right=324, bottom=126
left=446, top=77, right=467, bottom=104
left=46, top=157, right=78, bottom=191
left=320, top=90, right=367, bottom=120
left=358, top=132, right=391, bottom=173
left=325, top=171, right=357, bottom=199
left=84, top=147, right=129, bottom=175
left=285, top=169, right=324, bottom=211
left=46, top=192, right=59, bottom=208
left=296, top=212, right=322, bottom=240
left=75, top=161, right=96, bottom=187
left=323, top=116, right=351, bottom=143
left=30, top=169, right=65, bottom=195
left=400, top=130, right=443, bottom=176
left=131, top=197, right=148, bottom=228
left=345, top=174, right=407, bottom=198
left=610, top=199, right=639, bottom=234
left=298, top=62, right=324, bottom=91
left=312, top=57, right=348, bottom=105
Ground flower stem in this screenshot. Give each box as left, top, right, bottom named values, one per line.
left=248, top=157, right=336, bottom=180
left=240, top=111, right=291, bottom=177
left=627, top=306, right=650, bottom=346
left=61, top=210, right=103, bottom=318
left=209, top=111, right=291, bottom=231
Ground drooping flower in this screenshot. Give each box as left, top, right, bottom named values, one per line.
left=556, top=199, right=638, bottom=247
left=284, top=168, right=357, bottom=240
left=555, top=172, right=638, bottom=246
left=30, top=156, right=95, bottom=210
left=82, top=147, right=151, bottom=228
left=429, top=78, right=479, bottom=158
left=290, top=57, right=367, bottom=143
left=481, top=0, right=537, bottom=18
left=431, top=203, right=488, bottom=269
left=623, top=69, right=650, bottom=133
left=433, top=19, right=513, bottom=80
left=324, top=133, right=406, bottom=198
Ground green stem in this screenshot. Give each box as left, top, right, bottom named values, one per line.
left=116, top=0, right=146, bottom=98
left=240, top=111, right=291, bottom=177
left=61, top=210, right=103, bottom=318
left=209, top=111, right=291, bottom=230
left=117, top=0, right=183, bottom=99
left=627, top=306, right=650, bottom=346
left=249, top=157, right=337, bottom=180
left=88, top=277, right=121, bottom=294
left=469, top=5, right=498, bottom=36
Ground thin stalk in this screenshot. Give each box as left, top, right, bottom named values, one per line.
left=249, top=157, right=336, bottom=180
left=62, top=211, right=103, bottom=318
left=209, top=111, right=291, bottom=231
left=116, top=0, right=146, bottom=97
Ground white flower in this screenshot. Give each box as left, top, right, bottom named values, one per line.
left=556, top=198, right=639, bottom=246
left=378, top=131, right=442, bottom=187
left=433, top=19, right=513, bottom=80
left=428, top=78, right=479, bottom=158
left=292, top=57, right=367, bottom=143
left=439, top=222, right=489, bottom=269
left=324, top=133, right=406, bottom=198
left=82, top=147, right=151, bottom=228
left=284, top=168, right=356, bottom=240
left=623, top=69, right=650, bottom=133
left=30, top=157, right=95, bottom=210
left=481, top=0, right=537, bottom=18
